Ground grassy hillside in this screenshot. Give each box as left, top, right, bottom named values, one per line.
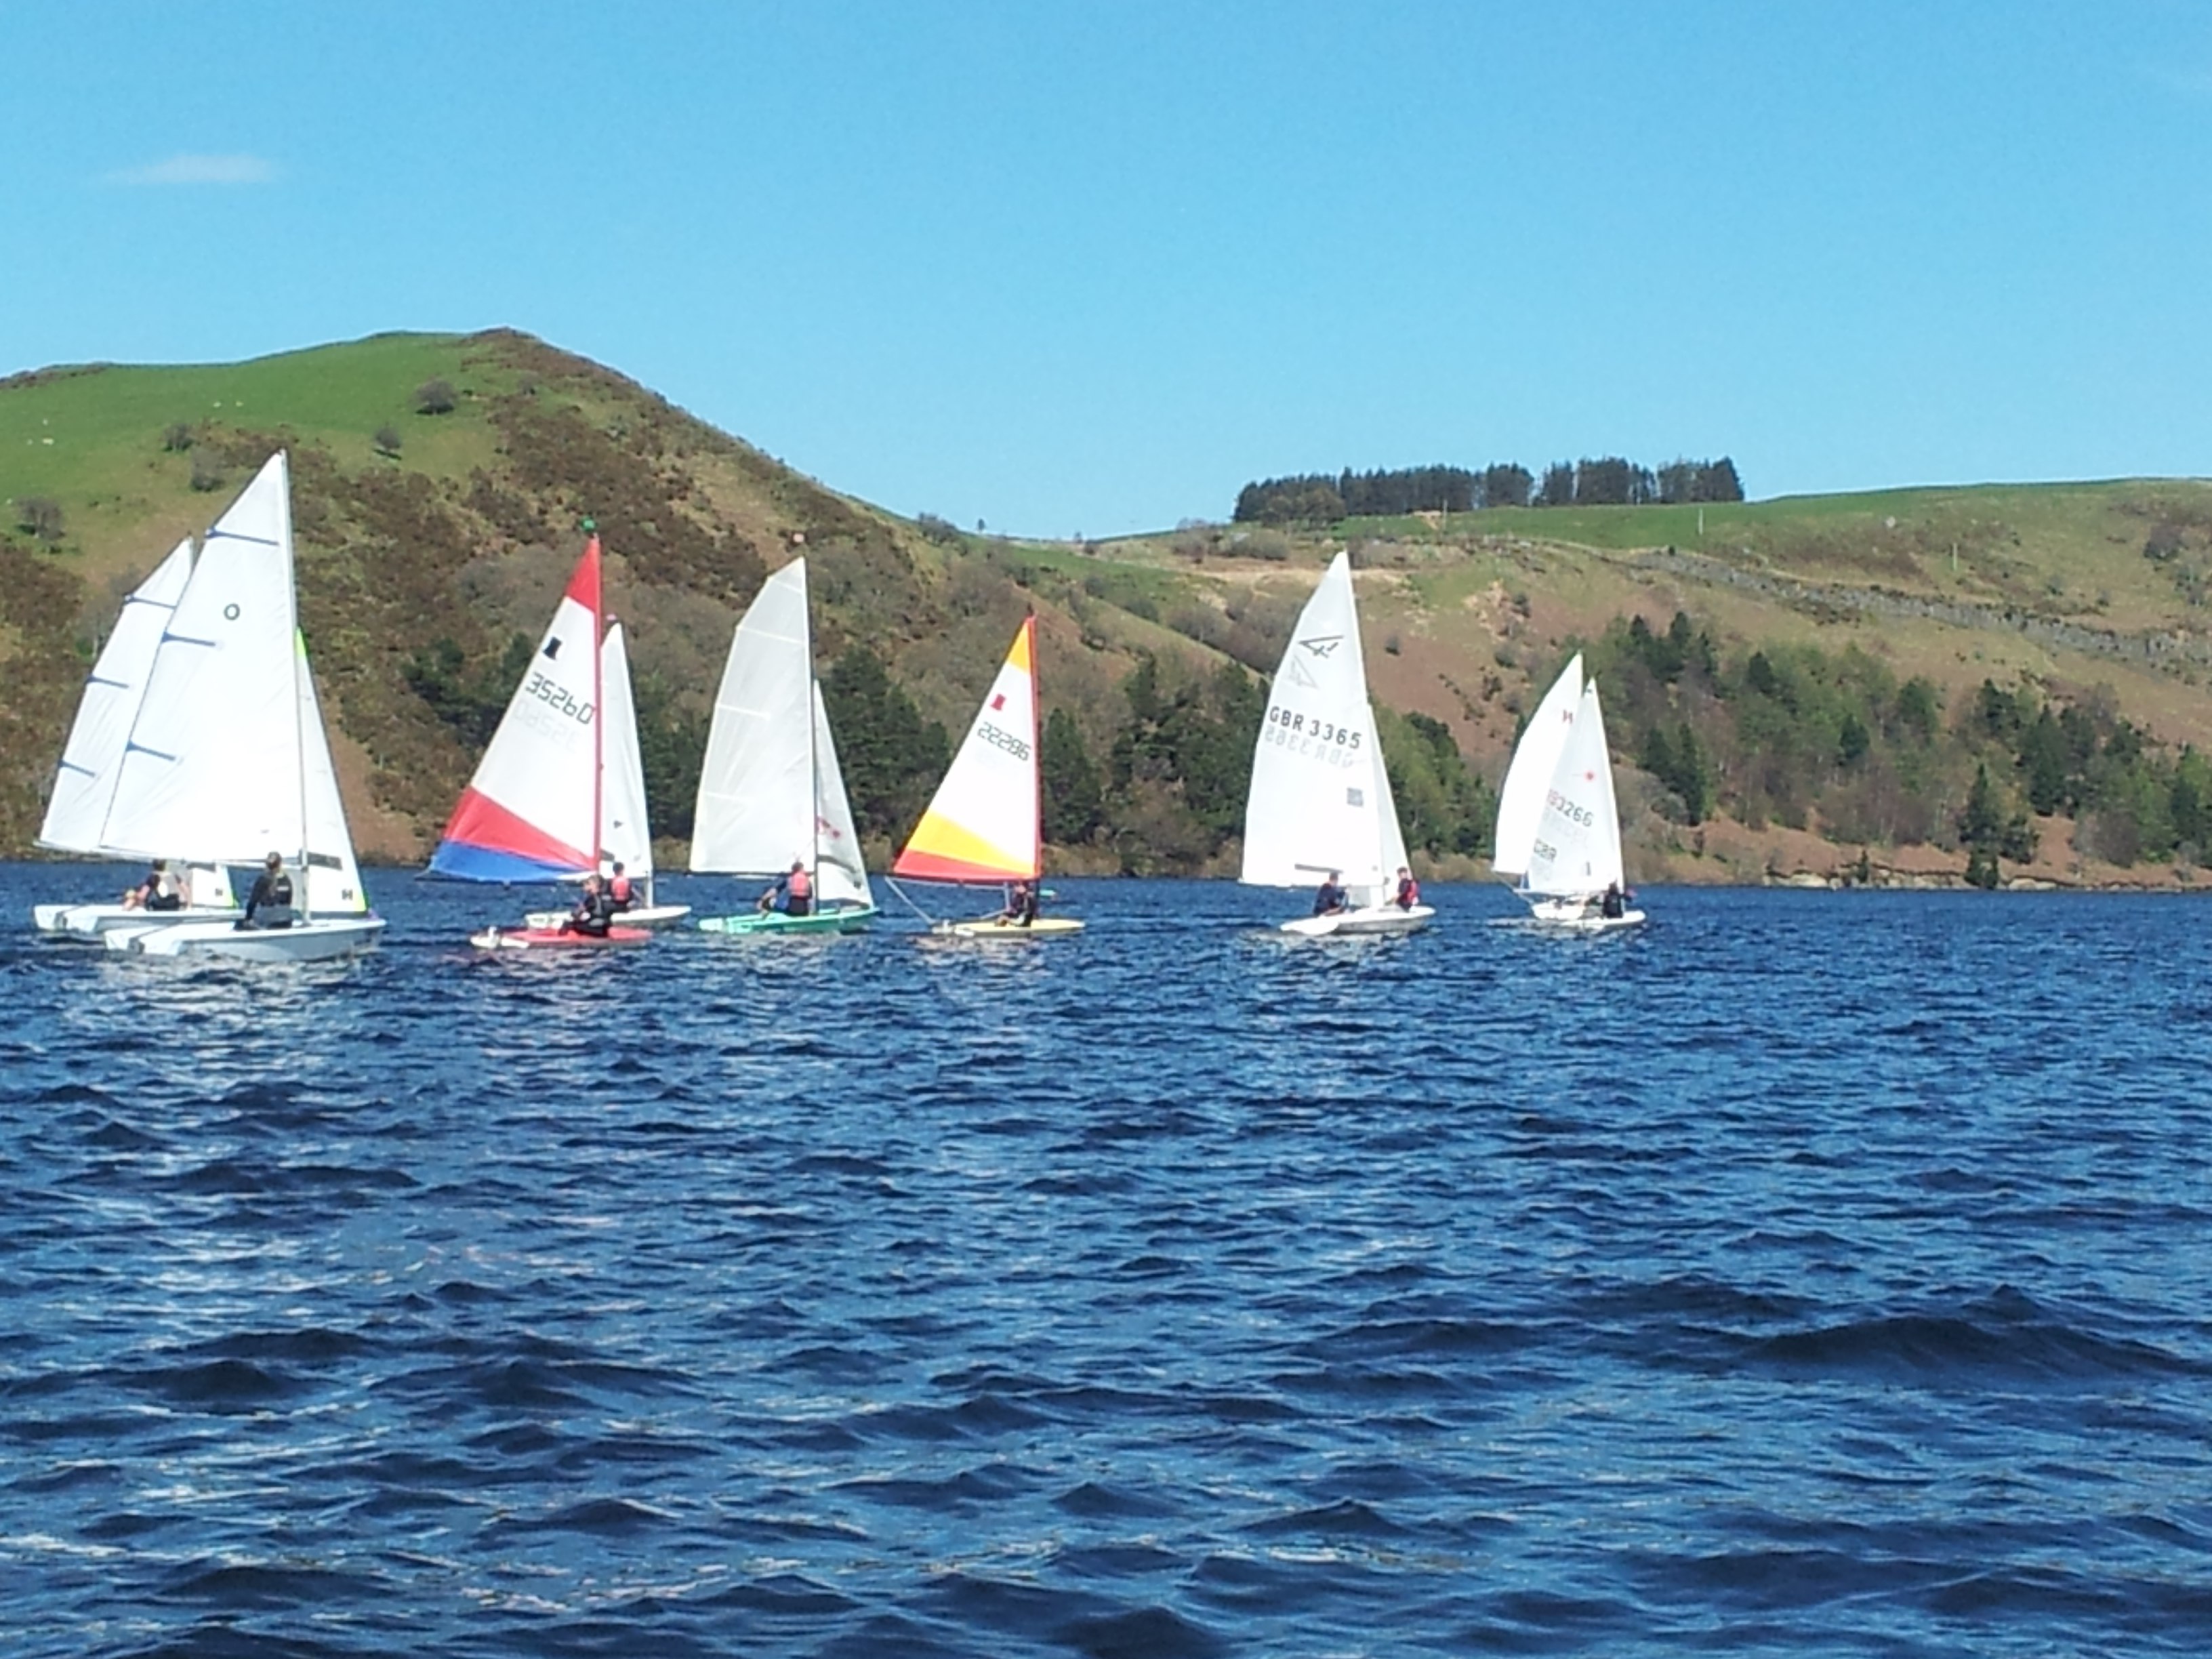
left=6, top=329, right=2212, bottom=886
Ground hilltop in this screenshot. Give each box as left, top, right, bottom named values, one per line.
left=5, top=329, right=2211, bottom=888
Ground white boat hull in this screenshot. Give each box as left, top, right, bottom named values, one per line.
left=104, top=915, right=387, bottom=961
left=1525, top=896, right=1645, bottom=932
left=1282, top=902, right=1433, bottom=937
left=523, top=902, right=692, bottom=931
left=33, top=902, right=239, bottom=941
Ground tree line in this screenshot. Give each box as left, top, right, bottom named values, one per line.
left=1582, top=607, right=2211, bottom=882
left=1234, top=456, right=1742, bottom=525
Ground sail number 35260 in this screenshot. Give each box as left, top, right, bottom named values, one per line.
left=524, top=670, right=595, bottom=726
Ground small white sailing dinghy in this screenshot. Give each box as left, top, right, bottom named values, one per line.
left=95, top=453, right=385, bottom=962
left=1241, top=550, right=1433, bottom=935
left=1495, top=658, right=1644, bottom=931
left=689, top=558, right=877, bottom=935
left=892, top=615, right=1081, bottom=938
left=519, top=621, right=692, bottom=931
left=32, top=537, right=239, bottom=939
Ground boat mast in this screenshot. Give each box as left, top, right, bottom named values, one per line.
left=804, top=562, right=821, bottom=893
left=281, top=452, right=312, bottom=922
left=585, top=518, right=605, bottom=882
left=1027, top=611, right=1042, bottom=883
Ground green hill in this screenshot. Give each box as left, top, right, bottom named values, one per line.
left=6, top=329, right=2212, bottom=887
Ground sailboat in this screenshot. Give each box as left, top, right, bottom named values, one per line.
left=518, top=621, right=691, bottom=931
left=891, top=614, right=1082, bottom=938
left=432, top=532, right=677, bottom=948
left=1241, top=551, right=1433, bottom=935
left=94, top=452, right=386, bottom=961
left=33, top=536, right=239, bottom=939
left=1493, top=656, right=1644, bottom=930
left=689, top=558, right=877, bottom=934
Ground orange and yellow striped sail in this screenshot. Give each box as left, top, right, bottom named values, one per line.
left=893, top=617, right=1042, bottom=884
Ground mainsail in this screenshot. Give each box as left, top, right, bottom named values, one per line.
left=1492, top=653, right=1584, bottom=881
left=41, top=537, right=195, bottom=855
left=429, top=537, right=605, bottom=882
left=894, top=615, right=1042, bottom=884
left=689, top=558, right=872, bottom=904
left=1522, top=682, right=1625, bottom=899
left=1240, top=551, right=1399, bottom=898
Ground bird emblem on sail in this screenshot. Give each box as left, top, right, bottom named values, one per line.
left=1298, top=634, right=1343, bottom=658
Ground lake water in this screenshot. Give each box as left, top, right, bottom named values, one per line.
left=3, top=865, right=2209, bottom=1657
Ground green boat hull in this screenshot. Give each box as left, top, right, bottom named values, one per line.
left=697, top=905, right=876, bottom=937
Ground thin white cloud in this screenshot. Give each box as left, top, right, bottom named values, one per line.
left=104, top=153, right=277, bottom=187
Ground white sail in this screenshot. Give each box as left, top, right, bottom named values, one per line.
left=1523, top=682, right=1625, bottom=898
left=690, top=560, right=817, bottom=877
left=1240, top=552, right=1395, bottom=893
left=1492, top=653, right=1584, bottom=880
left=811, top=680, right=873, bottom=907
left=598, top=622, right=654, bottom=886
left=100, top=455, right=305, bottom=865
left=298, top=630, right=367, bottom=915
left=40, top=537, right=196, bottom=855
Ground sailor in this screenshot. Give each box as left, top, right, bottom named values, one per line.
left=607, top=861, right=634, bottom=912
left=1313, top=872, right=1347, bottom=916
left=996, top=879, right=1040, bottom=927
left=1393, top=866, right=1420, bottom=911
left=123, top=860, right=184, bottom=913
left=237, top=852, right=295, bottom=930
left=758, top=860, right=813, bottom=916
left=563, top=873, right=613, bottom=937
left=1599, top=881, right=1626, bottom=920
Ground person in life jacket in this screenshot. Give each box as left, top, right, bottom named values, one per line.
left=237, top=852, right=295, bottom=929
left=1393, top=867, right=1420, bottom=911
left=1599, top=881, right=1629, bottom=920
left=123, top=860, right=184, bottom=913
left=1313, top=872, right=1347, bottom=916
left=996, top=879, right=1040, bottom=927
left=758, top=860, right=813, bottom=917
left=607, top=861, right=634, bottom=912
left=563, top=873, right=614, bottom=937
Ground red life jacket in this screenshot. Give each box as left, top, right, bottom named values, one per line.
left=609, top=874, right=632, bottom=903
left=1397, top=875, right=1420, bottom=907
left=787, top=867, right=812, bottom=900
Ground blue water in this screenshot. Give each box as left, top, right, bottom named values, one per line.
left=3, top=865, right=2210, bottom=1657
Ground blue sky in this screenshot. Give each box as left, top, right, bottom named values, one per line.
left=6, top=3, right=2211, bottom=535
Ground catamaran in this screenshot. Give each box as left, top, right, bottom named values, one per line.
left=94, top=452, right=386, bottom=962
left=1493, top=655, right=1644, bottom=930
left=690, top=558, right=876, bottom=934
left=432, top=532, right=678, bottom=948
left=891, top=615, right=1082, bottom=937
left=32, top=537, right=239, bottom=939
left=1241, top=550, right=1433, bottom=936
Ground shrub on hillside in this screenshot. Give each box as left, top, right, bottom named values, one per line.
left=414, top=378, right=457, bottom=415
left=161, top=422, right=194, bottom=453
left=373, top=424, right=403, bottom=459
left=15, top=497, right=64, bottom=544
left=188, top=449, right=226, bottom=492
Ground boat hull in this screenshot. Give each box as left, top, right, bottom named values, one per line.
left=698, top=905, right=876, bottom=936
left=935, top=915, right=1084, bottom=939
left=104, top=916, right=386, bottom=961
left=523, top=902, right=693, bottom=931
left=1282, top=901, right=1433, bottom=937
left=33, top=902, right=239, bottom=941
left=1525, top=896, right=1646, bottom=932
left=470, top=925, right=653, bottom=951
